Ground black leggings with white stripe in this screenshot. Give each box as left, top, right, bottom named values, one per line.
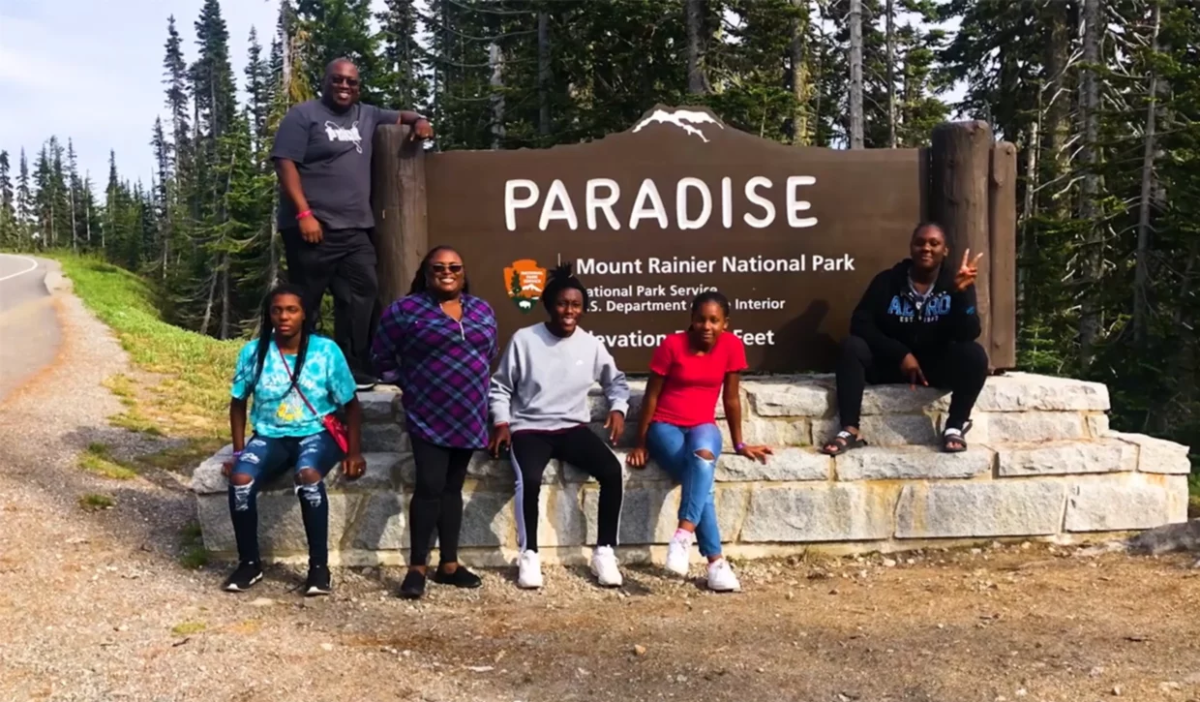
left=510, top=425, right=623, bottom=552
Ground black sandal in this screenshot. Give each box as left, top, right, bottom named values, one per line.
left=820, top=430, right=867, bottom=456
left=942, top=420, right=972, bottom=453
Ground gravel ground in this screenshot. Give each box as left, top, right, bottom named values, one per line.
left=4, top=288, right=1200, bottom=702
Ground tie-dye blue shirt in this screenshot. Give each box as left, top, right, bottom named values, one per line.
left=230, top=336, right=357, bottom=438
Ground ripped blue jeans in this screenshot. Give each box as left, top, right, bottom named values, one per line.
left=228, top=431, right=344, bottom=565
left=646, top=422, right=723, bottom=558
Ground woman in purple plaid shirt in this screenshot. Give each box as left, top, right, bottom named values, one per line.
left=372, top=245, right=498, bottom=600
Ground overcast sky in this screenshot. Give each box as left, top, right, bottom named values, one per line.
left=0, top=0, right=961, bottom=194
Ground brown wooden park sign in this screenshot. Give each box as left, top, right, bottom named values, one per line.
left=372, top=106, right=1017, bottom=373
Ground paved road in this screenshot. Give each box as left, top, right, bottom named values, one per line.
left=0, top=254, right=62, bottom=404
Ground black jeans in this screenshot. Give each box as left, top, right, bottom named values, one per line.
left=282, top=227, right=378, bottom=376
left=836, top=335, right=988, bottom=431
left=408, top=435, right=473, bottom=567
left=510, top=425, right=623, bottom=552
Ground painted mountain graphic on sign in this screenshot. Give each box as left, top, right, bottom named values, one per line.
left=632, top=108, right=725, bottom=143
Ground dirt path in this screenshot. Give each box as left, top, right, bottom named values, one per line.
left=3, top=287, right=1200, bottom=702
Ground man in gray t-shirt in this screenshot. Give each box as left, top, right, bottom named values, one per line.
left=271, top=57, right=433, bottom=388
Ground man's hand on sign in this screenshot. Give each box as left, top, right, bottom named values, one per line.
left=900, top=353, right=927, bottom=389
left=488, top=424, right=511, bottom=459
left=299, top=214, right=323, bottom=244
left=411, top=118, right=435, bottom=141
left=626, top=447, right=649, bottom=469
left=953, top=248, right=984, bottom=292
left=604, top=411, right=625, bottom=446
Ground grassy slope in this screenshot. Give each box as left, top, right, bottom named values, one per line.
left=52, top=255, right=239, bottom=463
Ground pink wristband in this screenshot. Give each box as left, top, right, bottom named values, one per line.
left=296, top=210, right=313, bottom=221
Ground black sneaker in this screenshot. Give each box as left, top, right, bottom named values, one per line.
left=432, top=565, right=483, bottom=589
left=223, top=561, right=263, bottom=592
left=353, top=372, right=378, bottom=391
left=305, top=564, right=332, bottom=597
left=399, top=569, right=427, bottom=599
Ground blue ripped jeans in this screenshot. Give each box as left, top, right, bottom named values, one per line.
left=228, top=431, right=344, bottom=566
left=646, top=422, right=723, bottom=558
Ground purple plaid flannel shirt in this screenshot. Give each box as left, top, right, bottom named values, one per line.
left=371, top=292, right=498, bottom=449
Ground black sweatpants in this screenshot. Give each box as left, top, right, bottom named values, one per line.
left=282, top=227, right=378, bottom=376
left=836, top=335, right=988, bottom=431
left=409, top=435, right=474, bottom=567
left=511, top=425, right=623, bottom=552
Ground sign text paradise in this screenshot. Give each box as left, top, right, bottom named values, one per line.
left=504, top=176, right=818, bottom=232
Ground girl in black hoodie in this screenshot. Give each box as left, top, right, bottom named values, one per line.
left=821, top=222, right=987, bottom=454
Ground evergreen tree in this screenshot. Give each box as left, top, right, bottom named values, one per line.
left=192, top=0, right=239, bottom=232
left=163, top=14, right=193, bottom=221
left=104, top=150, right=120, bottom=255
left=65, top=140, right=82, bottom=253
left=79, top=173, right=99, bottom=250
left=0, top=151, right=13, bottom=248
left=151, top=117, right=172, bottom=277
left=715, top=0, right=808, bottom=143
left=245, top=27, right=273, bottom=150
left=32, top=144, right=55, bottom=248
left=377, top=0, right=428, bottom=111
left=296, top=0, right=382, bottom=104
left=192, top=0, right=239, bottom=144
left=15, top=150, right=33, bottom=250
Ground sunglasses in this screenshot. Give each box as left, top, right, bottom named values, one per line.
left=430, top=263, right=464, bottom=274
left=330, top=75, right=360, bottom=87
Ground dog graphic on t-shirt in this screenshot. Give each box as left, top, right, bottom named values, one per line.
left=324, top=121, right=363, bottom=153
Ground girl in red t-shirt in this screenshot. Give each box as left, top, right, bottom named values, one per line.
left=627, top=292, right=772, bottom=591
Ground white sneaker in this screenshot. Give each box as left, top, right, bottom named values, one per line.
left=590, top=546, right=623, bottom=588
left=665, top=532, right=693, bottom=577
left=706, top=558, right=741, bottom=592
left=517, top=550, right=543, bottom=589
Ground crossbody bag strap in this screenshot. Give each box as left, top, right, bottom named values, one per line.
left=277, top=345, right=321, bottom=418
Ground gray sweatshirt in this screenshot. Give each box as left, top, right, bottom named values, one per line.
left=489, top=323, right=630, bottom=433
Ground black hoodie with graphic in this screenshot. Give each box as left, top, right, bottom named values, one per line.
left=849, top=259, right=981, bottom=365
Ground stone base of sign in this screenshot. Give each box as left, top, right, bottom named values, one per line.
left=190, top=373, right=1190, bottom=565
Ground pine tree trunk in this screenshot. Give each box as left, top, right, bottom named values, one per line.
left=537, top=11, right=550, bottom=136
left=789, top=0, right=809, bottom=145
left=686, top=0, right=709, bottom=95
left=275, top=8, right=290, bottom=287
left=1040, top=1, right=1070, bottom=218
left=1078, top=0, right=1103, bottom=367
left=69, top=184, right=77, bottom=254
left=885, top=0, right=897, bottom=148
left=848, top=0, right=865, bottom=149
left=268, top=220, right=279, bottom=286
left=489, top=41, right=505, bottom=150
left=812, top=21, right=824, bottom=145
left=200, top=272, right=216, bottom=336
left=1019, top=114, right=1041, bottom=315
left=1134, top=1, right=1162, bottom=347
left=220, top=253, right=230, bottom=340
left=283, top=31, right=292, bottom=102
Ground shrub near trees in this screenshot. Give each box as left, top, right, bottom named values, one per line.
left=1, top=0, right=1197, bottom=458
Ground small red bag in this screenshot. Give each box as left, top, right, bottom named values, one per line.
left=278, top=346, right=350, bottom=454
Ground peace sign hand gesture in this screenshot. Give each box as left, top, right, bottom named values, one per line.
left=953, top=249, right=985, bottom=292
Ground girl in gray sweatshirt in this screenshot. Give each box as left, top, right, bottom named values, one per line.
left=488, top=264, right=629, bottom=590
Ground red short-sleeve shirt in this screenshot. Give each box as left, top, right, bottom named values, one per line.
left=649, top=332, right=748, bottom=428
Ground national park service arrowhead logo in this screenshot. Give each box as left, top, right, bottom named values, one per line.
left=504, top=259, right=547, bottom=313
